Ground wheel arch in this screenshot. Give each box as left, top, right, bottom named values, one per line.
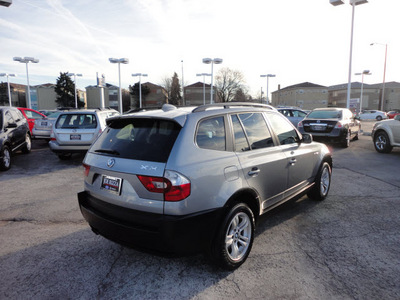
left=223, top=188, right=260, bottom=223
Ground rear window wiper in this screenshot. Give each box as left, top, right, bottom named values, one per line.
left=94, top=149, right=120, bottom=155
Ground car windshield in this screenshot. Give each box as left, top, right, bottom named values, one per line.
left=90, top=118, right=181, bottom=163
left=308, top=110, right=342, bottom=119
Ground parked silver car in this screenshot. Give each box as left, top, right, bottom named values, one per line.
left=78, top=103, right=332, bottom=269
left=372, top=114, right=400, bottom=153
left=32, top=111, right=62, bottom=140
left=49, top=108, right=119, bottom=159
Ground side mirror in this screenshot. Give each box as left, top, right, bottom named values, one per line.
left=301, top=133, right=313, bottom=144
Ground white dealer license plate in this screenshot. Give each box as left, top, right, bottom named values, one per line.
left=101, top=175, right=122, bottom=194
left=70, top=134, right=81, bottom=140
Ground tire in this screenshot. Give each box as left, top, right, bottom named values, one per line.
left=341, top=130, right=350, bottom=148
left=0, top=145, right=12, bottom=171
left=58, top=153, right=72, bottom=160
left=21, top=134, right=32, bottom=154
left=374, top=131, right=393, bottom=153
left=307, top=162, right=332, bottom=201
left=209, top=203, right=255, bottom=270
left=376, top=116, right=383, bottom=121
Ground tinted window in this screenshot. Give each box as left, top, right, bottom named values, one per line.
left=196, top=116, right=226, bottom=151
left=231, top=115, right=250, bottom=152
left=267, top=113, right=299, bottom=145
left=308, top=110, right=342, bottom=119
left=236, top=113, right=274, bottom=150
left=55, top=114, right=97, bottom=129
left=293, top=110, right=307, bottom=117
left=91, top=118, right=181, bottom=163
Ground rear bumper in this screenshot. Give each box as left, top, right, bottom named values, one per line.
left=49, top=141, right=91, bottom=153
left=77, top=191, right=223, bottom=255
left=32, top=129, right=51, bottom=139
left=299, top=128, right=347, bottom=143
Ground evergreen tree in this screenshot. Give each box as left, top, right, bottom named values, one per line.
left=55, top=72, right=75, bottom=107
left=169, top=72, right=182, bottom=106
left=129, top=82, right=150, bottom=108
left=0, top=83, right=8, bottom=106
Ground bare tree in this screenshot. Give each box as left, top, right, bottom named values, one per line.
left=215, top=67, right=247, bottom=103
left=160, top=76, right=172, bottom=101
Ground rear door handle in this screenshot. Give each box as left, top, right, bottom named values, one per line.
left=289, top=158, right=297, bottom=166
left=248, top=167, right=260, bottom=177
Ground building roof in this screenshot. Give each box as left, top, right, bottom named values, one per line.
left=185, top=82, right=211, bottom=88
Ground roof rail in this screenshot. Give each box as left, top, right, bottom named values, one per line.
left=192, top=102, right=276, bottom=113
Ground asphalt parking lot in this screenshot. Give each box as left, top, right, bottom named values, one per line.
left=0, top=121, right=399, bottom=299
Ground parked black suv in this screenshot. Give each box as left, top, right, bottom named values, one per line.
left=0, top=106, right=32, bottom=171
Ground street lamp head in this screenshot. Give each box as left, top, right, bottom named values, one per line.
left=213, top=58, right=223, bottom=64
left=13, top=57, right=39, bottom=63
left=202, top=58, right=212, bottom=64
left=109, top=58, right=129, bottom=64
left=362, top=70, right=371, bottom=74
left=197, top=73, right=212, bottom=76
left=330, top=0, right=344, bottom=6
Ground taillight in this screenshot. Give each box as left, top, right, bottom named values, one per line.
left=298, top=121, right=303, bottom=128
left=83, top=163, right=90, bottom=177
left=334, top=121, right=343, bottom=129
left=137, top=170, right=191, bottom=202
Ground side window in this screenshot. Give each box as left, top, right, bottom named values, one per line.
left=30, top=111, right=44, bottom=119
left=294, top=110, right=307, bottom=118
left=10, top=110, right=21, bottom=122
left=231, top=115, right=250, bottom=152
left=237, top=113, right=274, bottom=150
left=196, top=116, right=226, bottom=151
left=267, top=112, right=299, bottom=145
left=5, top=111, right=14, bottom=125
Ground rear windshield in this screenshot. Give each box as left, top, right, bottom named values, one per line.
left=307, top=110, right=342, bottom=119
left=55, top=114, right=97, bottom=129
left=90, top=118, right=181, bottom=163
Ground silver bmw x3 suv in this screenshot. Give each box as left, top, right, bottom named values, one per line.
left=78, top=103, right=332, bottom=269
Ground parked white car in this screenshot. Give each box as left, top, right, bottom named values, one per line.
left=372, top=114, right=400, bottom=153
left=358, top=110, right=388, bottom=121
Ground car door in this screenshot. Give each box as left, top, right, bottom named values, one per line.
left=231, top=113, right=288, bottom=209
left=4, top=110, right=23, bottom=149
left=265, top=112, right=319, bottom=198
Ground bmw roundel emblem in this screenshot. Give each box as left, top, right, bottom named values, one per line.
left=107, top=158, right=115, bottom=168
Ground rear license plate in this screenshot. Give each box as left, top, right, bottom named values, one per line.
left=101, top=175, right=122, bottom=194
left=41, top=121, right=48, bottom=126
left=70, top=134, right=81, bottom=140
left=313, top=125, right=325, bottom=131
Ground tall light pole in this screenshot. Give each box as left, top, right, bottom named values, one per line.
left=260, top=74, right=276, bottom=105
left=330, top=0, right=368, bottom=109
left=181, top=60, right=185, bottom=106
left=66, top=72, right=82, bottom=108
left=0, top=73, right=16, bottom=106
left=371, top=43, right=387, bottom=111
left=13, top=56, right=39, bottom=109
left=354, top=70, right=371, bottom=114
left=196, top=73, right=211, bottom=105
left=202, top=58, right=223, bottom=104
left=109, top=58, right=129, bottom=113
left=132, top=73, right=148, bottom=108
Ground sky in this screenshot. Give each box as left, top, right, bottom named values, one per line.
left=1, top=0, right=399, bottom=99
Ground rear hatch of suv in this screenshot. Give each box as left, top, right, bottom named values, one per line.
left=53, top=113, right=100, bottom=146
left=82, top=116, right=182, bottom=215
